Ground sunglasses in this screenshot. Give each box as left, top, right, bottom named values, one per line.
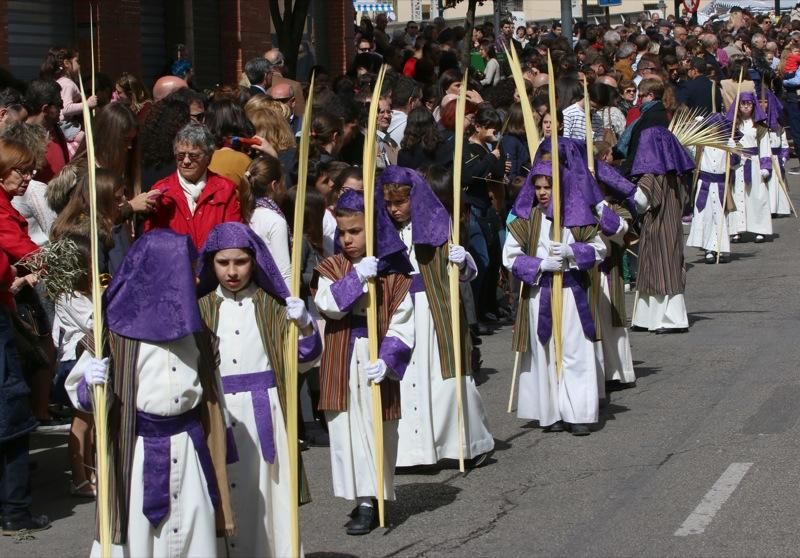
left=624, top=89, right=636, bottom=94
left=174, top=151, right=206, bottom=163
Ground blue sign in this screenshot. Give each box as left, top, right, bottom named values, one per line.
left=598, top=0, right=623, bottom=6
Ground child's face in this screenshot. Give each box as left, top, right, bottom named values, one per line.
left=383, top=188, right=412, bottom=224
left=342, top=177, right=363, bottom=192
left=534, top=176, right=552, bottom=207
left=759, top=99, right=769, bottom=113
left=213, top=248, right=254, bottom=293
left=336, top=213, right=367, bottom=259
left=739, top=100, right=754, bottom=118
left=542, top=113, right=552, bottom=135
left=315, top=173, right=333, bottom=196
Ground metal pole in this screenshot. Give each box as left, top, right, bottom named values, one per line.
left=582, top=0, right=589, bottom=22
left=438, top=0, right=444, bottom=19
left=776, top=0, right=781, bottom=17
left=561, top=0, right=572, bottom=45
left=494, top=0, right=501, bottom=38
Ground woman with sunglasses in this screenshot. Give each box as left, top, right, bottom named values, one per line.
left=617, top=80, right=638, bottom=117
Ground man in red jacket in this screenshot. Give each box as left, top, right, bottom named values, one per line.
left=144, top=122, right=242, bottom=249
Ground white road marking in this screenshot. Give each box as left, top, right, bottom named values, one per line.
left=674, top=462, right=753, bottom=536
left=30, top=443, right=68, bottom=455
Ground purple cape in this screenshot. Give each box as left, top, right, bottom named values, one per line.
left=376, top=165, right=450, bottom=247
left=534, top=137, right=605, bottom=207
left=335, top=189, right=413, bottom=275
left=629, top=126, right=695, bottom=177
left=197, top=222, right=291, bottom=300
left=726, top=91, right=767, bottom=125
left=104, top=229, right=203, bottom=343
left=763, top=88, right=783, bottom=131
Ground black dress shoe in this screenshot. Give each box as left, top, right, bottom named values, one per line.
left=467, top=450, right=493, bottom=469
left=2, top=514, right=51, bottom=536
left=630, top=325, right=648, bottom=332
left=569, top=424, right=591, bottom=436
left=653, top=327, right=688, bottom=334
left=346, top=505, right=377, bottom=535
left=543, top=421, right=566, bottom=433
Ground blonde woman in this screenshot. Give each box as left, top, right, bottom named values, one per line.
left=244, top=97, right=297, bottom=171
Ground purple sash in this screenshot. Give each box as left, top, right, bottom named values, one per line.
left=409, top=274, right=426, bottom=295
left=696, top=171, right=726, bottom=212
left=536, top=271, right=596, bottom=345
left=741, top=147, right=759, bottom=187
left=221, top=371, right=278, bottom=464
left=136, top=408, right=220, bottom=528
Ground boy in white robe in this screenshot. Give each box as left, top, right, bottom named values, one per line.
left=760, top=90, right=793, bottom=217
left=197, top=222, right=322, bottom=557
left=313, top=189, right=414, bottom=535
left=378, top=165, right=494, bottom=469
left=687, top=142, right=732, bottom=263
left=65, top=229, right=233, bottom=558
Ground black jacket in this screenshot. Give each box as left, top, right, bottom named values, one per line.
left=678, top=75, right=723, bottom=114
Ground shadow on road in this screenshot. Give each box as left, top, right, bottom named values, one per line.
left=386, top=482, right=461, bottom=530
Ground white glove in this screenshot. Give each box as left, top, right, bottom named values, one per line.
left=365, top=359, right=388, bottom=384
left=550, top=242, right=574, bottom=259
left=285, top=296, right=312, bottom=328
left=449, top=244, right=467, bottom=269
left=727, top=138, right=736, bottom=148
left=354, top=257, right=378, bottom=283
left=540, top=256, right=563, bottom=272
left=760, top=169, right=770, bottom=179
left=84, top=357, right=109, bottom=386
left=594, top=200, right=608, bottom=215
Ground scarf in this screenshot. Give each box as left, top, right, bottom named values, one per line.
left=255, top=196, right=293, bottom=247
left=616, top=100, right=659, bottom=157
left=178, top=171, right=207, bottom=214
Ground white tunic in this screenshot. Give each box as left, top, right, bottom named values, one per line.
left=213, top=284, right=300, bottom=558
left=767, top=130, right=792, bottom=216
left=314, top=268, right=414, bottom=500
left=66, top=336, right=217, bottom=558
left=393, top=223, right=494, bottom=466
left=597, top=217, right=636, bottom=385
left=250, top=206, right=292, bottom=285
left=502, top=217, right=606, bottom=426
left=322, top=209, right=337, bottom=257
left=727, top=120, right=773, bottom=236
left=687, top=146, right=731, bottom=253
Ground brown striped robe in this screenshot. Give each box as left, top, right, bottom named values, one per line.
left=636, top=173, right=687, bottom=296
left=312, top=254, right=412, bottom=422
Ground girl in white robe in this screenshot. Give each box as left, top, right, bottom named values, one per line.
left=727, top=93, right=773, bottom=242
left=503, top=162, right=606, bottom=435
left=196, top=222, right=322, bottom=558
left=379, top=166, right=494, bottom=468
left=687, top=145, right=731, bottom=261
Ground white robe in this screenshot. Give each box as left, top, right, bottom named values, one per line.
left=314, top=269, right=414, bottom=500
left=66, top=336, right=217, bottom=558
left=214, top=284, right=300, bottom=558
left=727, top=120, right=773, bottom=236
left=502, top=217, right=606, bottom=426
left=767, top=129, right=792, bottom=216
left=393, top=223, right=494, bottom=467
left=250, top=206, right=292, bottom=285
left=687, top=146, right=731, bottom=254
left=598, top=217, right=636, bottom=385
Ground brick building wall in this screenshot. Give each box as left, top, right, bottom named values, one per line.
left=220, top=0, right=272, bottom=86
left=0, top=2, right=8, bottom=68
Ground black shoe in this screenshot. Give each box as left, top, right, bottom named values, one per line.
left=654, top=327, right=688, bottom=334
left=718, top=253, right=730, bottom=263
left=476, top=324, right=493, bottom=336
left=298, top=439, right=309, bottom=451
left=35, top=416, right=70, bottom=433
left=570, top=424, right=591, bottom=436
left=306, top=429, right=330, bottom=447
left=482, top=312, right=498, bottom=323
left=630, top=325, right=648, bottom=332
left=467, top=450, right=493, bottom=469
left=543, top=421, right=566, bottom=433
left=2, top=514, right=51, bottom=536
left=346, top=505, right=377, bottom=535
left=704, top=252, right=716, bottom=264
left=730, top=234, right=741, bottom=243
left=754, top=234, right=766, bottom=243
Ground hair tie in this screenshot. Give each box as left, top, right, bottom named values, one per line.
left=244, top=170, right=252, bottom=178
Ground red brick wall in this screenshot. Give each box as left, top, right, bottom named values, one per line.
left=220, top=0, right=271, bottom=86
left=0, top=1, right=8, bottom=67
left=327, top=0, right=355, bottom=76
left=74, top=0, right=142, bottom=82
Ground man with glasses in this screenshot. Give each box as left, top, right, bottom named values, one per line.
left=404, top=21, right=419, bottom=46
left=267, top=82, right=302, bottom=136
left=265, top=48, right=305, bottom=117
left=144, top=122, right=241, bottom=249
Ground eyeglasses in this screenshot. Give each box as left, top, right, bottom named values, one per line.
left=190, top=112, right=205, bottom=122
left=174, top=151, right=206, bottom=163
left=272, top=96, right=294, bottom=104
left=624, top=89, right=636, bottom=94
left=640, top=67, right=655, bottom=72
left=12, top=167, right=36, bottom=179
left=358, top=47, right=371, bottom=53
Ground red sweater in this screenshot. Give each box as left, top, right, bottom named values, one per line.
left=0, top=193, right=39, bottom=308
left=144, top=171, right=242, bottom=250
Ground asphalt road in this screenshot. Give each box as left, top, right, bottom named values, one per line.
left=4, top=178, right=800, bottom=558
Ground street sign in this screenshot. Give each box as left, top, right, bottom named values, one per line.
left=411, top=0, right=422, bottom=21
left=598, top=0, right=623, bottom=6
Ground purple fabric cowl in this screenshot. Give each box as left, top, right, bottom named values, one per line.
left=726, top=91, right=767, bottom=125
left=104, top=229, right=203, bottom=343
left=762, top=88, right=784, bottom=132
left=534, top=137, right=605, bottom=207
left=629, top=126, right=695, bottom=177
left=596, top=160, right=636, bottom=200
left=512, top=160, right=597, bottom=227
left=197, top=222, right=290, bottom=300
left=335, top=189, right=413, bottom=275
left=376, top=165, right=450, bottom=247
